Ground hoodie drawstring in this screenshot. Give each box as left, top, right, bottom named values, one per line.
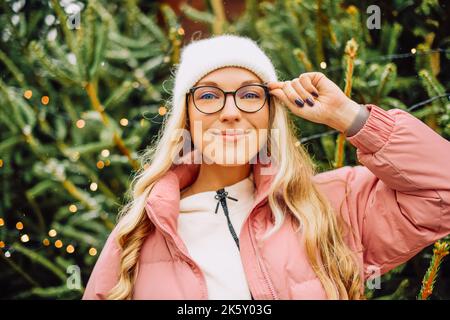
left=214, top=188, right=255, bottom=300
left=214, top=188, right=240, bottom=250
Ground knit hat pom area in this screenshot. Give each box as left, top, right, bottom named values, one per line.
left=172, top=34, right=280, bottom=111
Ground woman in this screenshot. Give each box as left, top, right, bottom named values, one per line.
left=83, top=34, right=450, bottom=300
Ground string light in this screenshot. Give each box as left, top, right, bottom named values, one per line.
left=158, top=106, right=167, bottom=116
left=16, top=222, right=24, bottom=230
left=101, top=149, right=110, bottom=157
left=97, top=160, right=105, bottom=169
left=326, top=48, right=450, bottom=73
left=299, top=93, right=450, bottom=144
left=76, top=119, right=85, bottom=128
left=70, top=152, right=80, bottom=162
left=11, top=47, right=446, bottom=164
left=346, top=5, right=358, bottom=15
left=4, top=251, right=11, bottom=258
left=66, top=245, right=75, bottom=254
left=55, top=240, right=63, bottom=248
left=120, top=118, right=128, bottom=126
left=0, top=241, right=5, bottom=248
left=300, top=129, right=337, bottom=143
left=96, top=160, right=105, bottom=169
left=22, top=47, right=448, bottom=132
left=132, top=82, right=140, bottom=89
left=42, top=238, right=50, bottom=246
left=0, top=159, right=3, bottom=167
left=90, top=182, right=98, bottom=191
left=0, top=218, right=4, bottom=226
left=24, top=90, right=32, bottom=99
left=48, top=229, right=57, bottom=237
left=41, top=96, right=50, bottom=105
left=407, top=93, right=450, bottom=112
left=89, top=247, right=97, bottom=256
left=177, top=27, right=185, bottom=36
left=20, top=234, right=30, bottom=243
left=105, top=159, right=111, bottom=166
left=69, top=204, right=77, bottom=213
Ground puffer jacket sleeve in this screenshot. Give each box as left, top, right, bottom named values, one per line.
left=326, top=104, right=450, bottom=279
left=82, top=227, right=121, bottom=300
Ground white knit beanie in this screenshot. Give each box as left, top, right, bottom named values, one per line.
left=172, top=34, right=279, bottom=111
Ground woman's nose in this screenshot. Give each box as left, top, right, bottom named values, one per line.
left=219, top=93, right=242, bottom=122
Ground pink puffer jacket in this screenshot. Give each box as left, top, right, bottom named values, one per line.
left=82, top=104, right=450, bottom=300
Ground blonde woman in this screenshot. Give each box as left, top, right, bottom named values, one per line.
left=82, top=35, right=450, bottom=300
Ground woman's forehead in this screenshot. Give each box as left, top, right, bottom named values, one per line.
left=196, top=66, right=262, bottom=86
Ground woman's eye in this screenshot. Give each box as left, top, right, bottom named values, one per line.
left=241, top=92, right=260, bottom=99
left=199, top=93, right=218, bottom=100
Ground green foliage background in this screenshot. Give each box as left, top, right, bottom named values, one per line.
left=0, top=0, right=449, bottom=299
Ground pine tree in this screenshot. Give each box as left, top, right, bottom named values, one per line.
left=0, top=0, right=181, bottom=299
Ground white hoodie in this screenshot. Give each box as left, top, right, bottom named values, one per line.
left=178, top=173, right=255, bottom=300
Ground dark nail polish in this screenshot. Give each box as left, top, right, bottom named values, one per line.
left=295, top=98, right=304, bottom=107
left=306, top=98, right=315, bottom=106
left=312, top=92, right=319, bottom=98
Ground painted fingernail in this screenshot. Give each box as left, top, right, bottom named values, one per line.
left=295, top=98, right=304, bottom=107
left=312, top=92, right=319, bottom=98
left=306, top=98, right=315, bottom=107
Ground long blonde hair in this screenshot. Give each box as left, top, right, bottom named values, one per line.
left=106, top=91, right=365, bottom=300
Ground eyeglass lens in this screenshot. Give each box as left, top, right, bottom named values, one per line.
left=192, top=85, right=267, bottom=113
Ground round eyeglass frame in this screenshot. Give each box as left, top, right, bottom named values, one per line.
left=185, top=84, right=271, bottom=115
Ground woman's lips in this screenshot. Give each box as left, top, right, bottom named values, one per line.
left=210, top=129, right=251, bottom=141
left=221, top=134, right=247, bottom=141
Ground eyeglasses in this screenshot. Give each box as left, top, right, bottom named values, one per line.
left=185, top=84, right=270, bottom=114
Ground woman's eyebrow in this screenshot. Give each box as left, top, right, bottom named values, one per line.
left=197, top=80, right=263, bottom=86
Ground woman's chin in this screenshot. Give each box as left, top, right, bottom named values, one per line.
left=201, top=150, right=257, bottom=166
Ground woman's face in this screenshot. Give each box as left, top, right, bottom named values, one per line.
left=187, top=67, right=270, bottom=166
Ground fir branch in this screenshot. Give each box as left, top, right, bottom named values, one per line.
left=210, top=0, right=228, bottom=35
left=84, top=81, right=139, bottom=170
left=418, top=241, right=450, bottom=300
left=334, top=38, right=358, bottom=168
left=10, top=243, right=67, bottom=282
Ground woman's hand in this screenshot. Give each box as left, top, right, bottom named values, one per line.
left=267, top=72, right=361, bottom=133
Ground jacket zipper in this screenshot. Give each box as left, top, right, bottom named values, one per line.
left=147, top=194, right=278, bottom=300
